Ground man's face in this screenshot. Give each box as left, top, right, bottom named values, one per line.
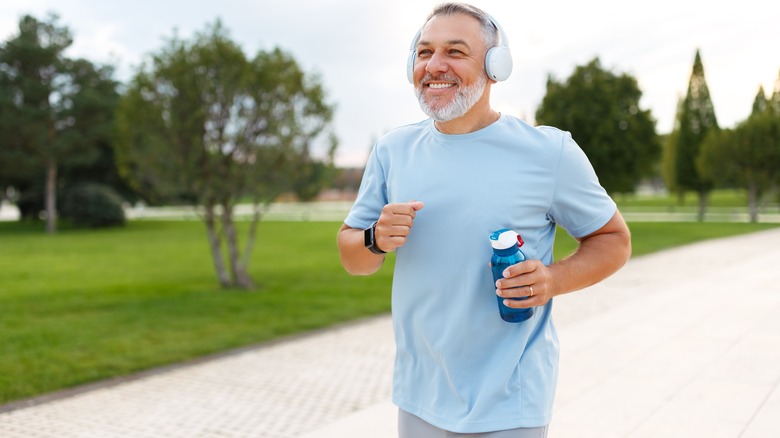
left=412, top=13, right=490, bottom=122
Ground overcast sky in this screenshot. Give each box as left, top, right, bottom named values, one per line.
left=2, top=0, right=779, bottom=167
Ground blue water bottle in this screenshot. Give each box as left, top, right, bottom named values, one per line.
left=490, top=229, right=533, bottom=323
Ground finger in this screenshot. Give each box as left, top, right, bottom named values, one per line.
left=496, top=273, right=535, bottom=290
left=496, top=284, right=534, bottom=299
left=502, top=260, right=538, bottom=278
left=502, top=296, right=537, bottom=309
left=390, top=201, right=423, bottom=214
left=385, top=224, right=414, bottom=238
left=378, top=211, right=412, bottom=228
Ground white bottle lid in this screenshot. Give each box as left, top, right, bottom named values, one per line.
left=489, top=229, right=520, bottom=250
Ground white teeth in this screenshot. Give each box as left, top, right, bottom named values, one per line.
left=429, top=83, right=454, bottom=89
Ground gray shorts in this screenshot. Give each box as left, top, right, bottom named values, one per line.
left=398, top=410, right=549, bottom=438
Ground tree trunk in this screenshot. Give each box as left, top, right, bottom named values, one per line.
left=239, top=203, right=263, bottom=275
left=674, top=190, right=685, bottom=213
left=204, top=204, right=231, bottom=288
left=222, top=202, right=253, bottom=289
left=747, top=182, right=759, bottom=223
left=45, top=159, right=57, bottom=234
left=696, top=190, right=708, bottom=222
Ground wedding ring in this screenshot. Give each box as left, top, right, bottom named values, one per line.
left=529, top=285, right=534, bottom=297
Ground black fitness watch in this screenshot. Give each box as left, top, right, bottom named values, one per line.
left=364, top=221, right=387, bottom=255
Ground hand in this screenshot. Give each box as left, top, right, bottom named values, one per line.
left=495, top=260, right=556, bottom=308
left=374, top=201, right=424, bottom=253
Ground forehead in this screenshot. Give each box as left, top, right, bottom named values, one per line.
left=418, top=13, right=484, bottom=47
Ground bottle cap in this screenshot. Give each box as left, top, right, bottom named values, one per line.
left=489, top=229, right=524, bottom=250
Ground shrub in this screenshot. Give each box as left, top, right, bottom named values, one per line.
left=61, top=183, right=126, bottom=228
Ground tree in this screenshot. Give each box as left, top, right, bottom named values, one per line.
left=115, top=22, right=335, bottom=289
left=535, top=58, right=659, bottom=194
left=662, top=96, right=685, bottom=197
left=0, top=14, right=118, bottom=232
left=291, top=133, right=338, bottom=202
left=772, top=69, right=780, bottom=114
left=671, top=49, right=719, bottom=221
left=752, top=85, right=769, bottom=114
left=698, top=86, right=780, bottom=222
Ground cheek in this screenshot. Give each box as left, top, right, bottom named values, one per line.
left=413, top=62, right=427, bottom=83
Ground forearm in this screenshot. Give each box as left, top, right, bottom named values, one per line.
left=548, top=212, right=631, bottom=297
left=337, top=224, right=386, bottom=275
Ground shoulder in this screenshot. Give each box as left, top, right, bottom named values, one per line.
left=494, top=116, right=574, bottom=156
left=378, top=119, right=429, bottom=144
left=496, top=115, right=569, bottom=140
left=534, top=124, right=571, bottom=142
left=371, top=119, right=431, bottom=160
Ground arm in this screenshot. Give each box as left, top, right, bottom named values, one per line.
left=338, top=201, right=425, bottom=276
left=496, top=210, right=631, bottom=307
left=337, top=224, right=386, bottom=276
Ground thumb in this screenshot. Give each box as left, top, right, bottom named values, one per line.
left=409, top=200, right=425, bottom=211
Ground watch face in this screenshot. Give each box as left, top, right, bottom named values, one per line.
left=364, top=226, right=372, bottom=247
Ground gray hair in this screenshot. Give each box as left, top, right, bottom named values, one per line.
left=425, top=2, right=498, bottom=49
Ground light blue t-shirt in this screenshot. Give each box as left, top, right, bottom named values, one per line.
left=344, top=115, right=616, bottom=433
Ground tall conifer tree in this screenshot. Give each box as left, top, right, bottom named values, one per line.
left=673, top=49, right=719, bottom=220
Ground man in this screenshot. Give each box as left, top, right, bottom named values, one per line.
left=337, top=3, right=631, bottom=437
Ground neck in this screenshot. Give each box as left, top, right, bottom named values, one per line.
left=434, top=90, right=499, bottom=135
left=435, top=108, right=500, bottom=135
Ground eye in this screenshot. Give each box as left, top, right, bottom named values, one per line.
left=417, top=49, right=432, bottom=58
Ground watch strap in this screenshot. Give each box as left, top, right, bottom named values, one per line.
left=365, top=221, right=386, bottom=255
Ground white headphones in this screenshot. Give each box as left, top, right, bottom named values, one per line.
left=406, top=13, right=513, bottom=84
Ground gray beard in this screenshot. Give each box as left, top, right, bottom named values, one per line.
left=415, top=73, right=488, bottom=122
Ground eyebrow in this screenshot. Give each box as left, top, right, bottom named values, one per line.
left=418, top=39, right=471, bottom=48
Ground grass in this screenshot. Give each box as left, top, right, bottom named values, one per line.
left=1, top=219, right=778, bottom=405
left=0, top=220, right=394, bottom=404
left=554, top=221, right=780, bottom=258
left=614, top=189, right=780, bottom=212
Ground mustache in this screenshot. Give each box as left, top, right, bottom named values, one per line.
left=418, top=73, right=461, bottom=86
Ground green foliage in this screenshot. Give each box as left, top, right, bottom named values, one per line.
left=772, top=70, right=780, bottom=113
left=292, top=133, right=339, bottom=201
left=752, top=85, right=769, bottom=114
left=0, top=14, right=120, bottom=232
left=114, top=21, right=337, bottom=288
left=697, top=81, right=780, bottom=222
left=670, top=50, right=718, bottom=217
left=0, top=14, right=72, bottom=232
left=0, top=219, right=777, bottom=404
left=60, top=183, right=126, bottom=228
left=662, top=98, right=686, bottom=195
left=115, top=22, right=335, bottom=207
left=535, top=58, right=660, bottom=194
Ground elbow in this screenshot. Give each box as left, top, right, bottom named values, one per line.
left=340, top=258, right=363, bottom=276
left=619, top=228, right=633, bottom=267
left=340, top=253, right=384, bottom=276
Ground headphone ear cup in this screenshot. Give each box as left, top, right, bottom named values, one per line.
left=485, top=46, right=513, bottom=82
left=407, top=50, right=417, bottom=84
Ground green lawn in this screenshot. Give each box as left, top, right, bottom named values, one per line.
left=1, top=219, right=778, bottom=405
left=614, top=189, right=780, bottom=212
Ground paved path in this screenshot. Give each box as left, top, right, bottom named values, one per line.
left=2, top=228, right=779, bottom=437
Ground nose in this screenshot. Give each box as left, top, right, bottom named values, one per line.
left=425, top=51, right=449, bottom=77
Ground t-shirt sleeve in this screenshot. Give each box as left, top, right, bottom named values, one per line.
left=344, top=144, right=389, bottom=230
left=548, top=132, right=617, bottom=239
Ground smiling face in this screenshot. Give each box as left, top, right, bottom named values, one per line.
left=412, top=13, right=491, bottom=123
